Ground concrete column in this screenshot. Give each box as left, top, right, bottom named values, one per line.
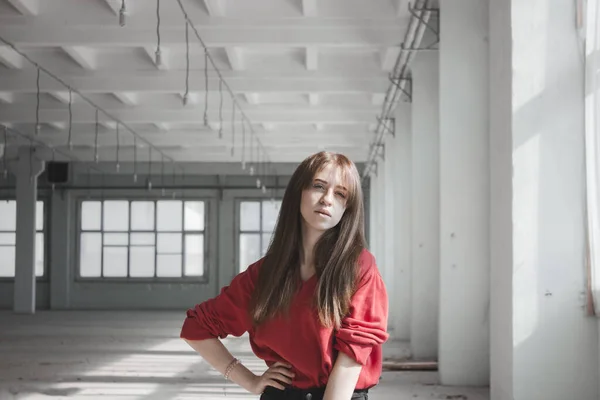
left=383, top=143, right=396, bottom=336
left=489, top=0, right=512, bottom=398
left=438, top=0, right=489, bottom=385
left=49, top=190, right=70, bottom=309
left=392, top=104, right=412, bottom=340
left=13, top=146, right=45, bottom=314
left=410, top=51, right=440, bottom=360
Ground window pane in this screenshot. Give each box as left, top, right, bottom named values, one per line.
left=35, top=232, right=44, bottom=277
left=185, top=234, right=204, bottom=276
left=261, top=232, right=274, bottom=256
left=80, top=233, right=101, bottom=277
left=131, top=201, right=155, bottom=231
left=0, top=233, right=15, bottom=245
left=184, top=201, right=205, bottom=231
left=0, top=246, right=15, bottom=277
left=130, top=246, right=155, bottom=278
left=104, top=233, right=129, bottom=246
left=130, top=233, right=155, bottom=246
left=36, top=201, right=44, bottom=231
left=0, top=200, right=16, bottom=231
left=239, top=233, right=260, bottom=272
left=157, top=254, right=182, bottom=277
left=157, top=233, right=182, bottom=254
left=81, top=201, right=101, bottom=231
left=103, top=200, right=129, bottom=231
left=262, top=201, right=281, bottom=232
left=103, top=247, right=128, bottom=277
left=157, top=201, right=182, bottom=231
left=240, top=202, right=260, bottom=231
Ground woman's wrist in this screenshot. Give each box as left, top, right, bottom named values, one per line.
left=225, top=361, right=260, bottom=394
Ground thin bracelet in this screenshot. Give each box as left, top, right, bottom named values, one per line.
left=224, top=358, right=241, bottom=380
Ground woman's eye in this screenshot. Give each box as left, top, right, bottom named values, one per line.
left=336, top=192, right=346, bottom=199
left=313, top=183, right=324, bottom=189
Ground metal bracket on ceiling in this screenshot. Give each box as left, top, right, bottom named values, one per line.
left=403, top=2, right=440, bottom=51
left=377, top=117, right=396, bottom=138
left=389, top=76, right=412, bottom=102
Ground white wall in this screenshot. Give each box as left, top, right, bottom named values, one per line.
left=489, top=0, right=513, bottom=397
left=511, top=0, right=599, bottom=398
left=410, top=51, right=440, bottom=360
left=438, top=0, right=490, bottom=385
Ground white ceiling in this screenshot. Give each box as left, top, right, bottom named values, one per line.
left=0, top=0, right=411, bottom=164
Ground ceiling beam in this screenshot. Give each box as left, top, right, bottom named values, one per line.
left=48, top=91, right=71, bottom=104
left=5, top=0, right=38, bottom=16
left=308, top=94, right=320, bottom=106
left=100, top=0, right=124, bottom=15
left=395, top=0, right=408, bottom=17
left=381, top=47, right=401, bottom=71
left=0, top=46, right=23, bottom=69
left=302, top=0, right=317, bottom=16
left=202, top=0, right=225, bottom=16
left=154, top=122, right=171, bottom=131
left=143, top=46, right=169, bottom=70
left=245, top=93, right=260, bottom=105
left=0, top=92, right=14, bottom=103
left=0, top=107, right=379, bottom=124
left=0, top=72, right=389, bottom=94
left=113, top=92, right=138, bottom=105
left=62, top=46, right=97, bottom=70
left=305, top=47, right=318, bottom=70
left=314, top=123, right=325, bottom=131
left=262, top=123, right=276, bottom=131
left=225, top=47, right=244, bottom=71
left=48, top=122, right=66, bottom=131
left=0, top=24, right=406, bottom=47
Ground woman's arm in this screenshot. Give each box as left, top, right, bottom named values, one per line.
left=184, top=338, right=295, bottom=395
left=323, top=352, right=363, bottom=400
left=184, top=338, right=258, bottom=392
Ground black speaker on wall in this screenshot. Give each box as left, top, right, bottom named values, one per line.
left=47, top=161, right=70, bottom=184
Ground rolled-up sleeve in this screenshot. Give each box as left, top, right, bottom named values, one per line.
left=334, top=253, right=389, bottom=365
left=180, top=261, right=260, bottom=341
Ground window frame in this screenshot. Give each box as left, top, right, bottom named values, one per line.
left=75, top=196, right=210, bottom=283
left=0, top=196, right=48, bottom=281
left=235, top=197, right=283, bottom=273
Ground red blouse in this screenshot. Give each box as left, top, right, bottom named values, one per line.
left=180, top=248, right=389, bottom=390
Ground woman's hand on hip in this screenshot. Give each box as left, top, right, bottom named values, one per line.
left=249, top=361, right=295, bottom=394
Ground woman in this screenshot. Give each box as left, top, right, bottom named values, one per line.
left=180, top=151, right=389, bottom=400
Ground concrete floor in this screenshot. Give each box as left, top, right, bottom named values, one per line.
left=0, top=311, right=489, bottom=400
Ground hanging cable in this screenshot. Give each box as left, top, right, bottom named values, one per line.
left=115, top=122, right=120, bottom=173
left=147, top=147, right=152, bottom=191
left=67, top=89, right=73, bottom=150
left=161, top=155, right=165, bottom=196
left=28, top=141, right=34, bottom=183
left=249, top=131, right=254, bottom=176
left=241, top=119, right=246, bottom=170
left=218, top=79, right=223, bottom=138
left=183, top=20, right=190, bottom=106
left=0, top=32, right=185, bottom=181
left=155, top=0, right=162, bottom=66
left=2, top=126, right=7, bottom=179
left=231, top=103, right=235, bottom=156
left=35, top=68, right=41, bottom=135
left=133, top=134, right=138, bottom=183
left=203, top=48, right=209, bottom=126
left=94, top=109, right=99, bottom=163
left=119, top=0, right=127, bottom=27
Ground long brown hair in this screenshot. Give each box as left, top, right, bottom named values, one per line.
left=249, top=151, right=366, bottom=329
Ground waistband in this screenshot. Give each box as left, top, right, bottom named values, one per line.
left=262, top=385, right=368, bottom=399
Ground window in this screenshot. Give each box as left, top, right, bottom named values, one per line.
left=0, top=200, right=45, bottom=278
left=238, top=200, right=282, bottom=272
left=79, top=199, right=206, bottom=279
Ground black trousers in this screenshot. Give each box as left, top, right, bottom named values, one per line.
left=261, top=386, right=369, bottom=400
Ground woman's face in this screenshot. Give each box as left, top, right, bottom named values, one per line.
left=300, top=163, right=349, bottom=233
